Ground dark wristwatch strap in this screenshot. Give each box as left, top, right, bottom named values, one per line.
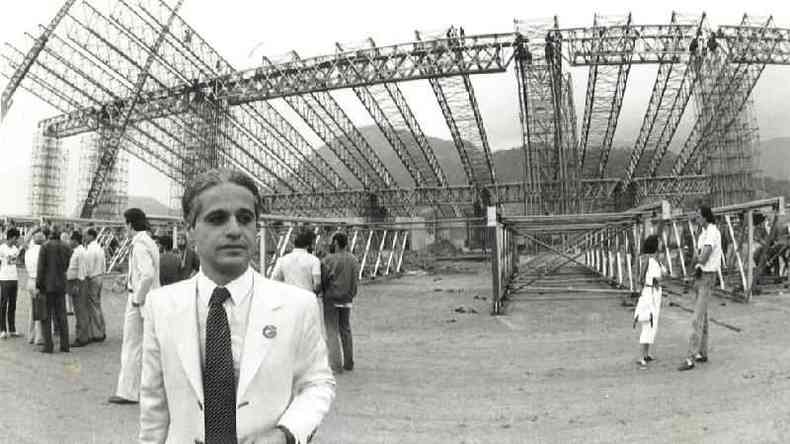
left=277, top=425, right=296, bottom=444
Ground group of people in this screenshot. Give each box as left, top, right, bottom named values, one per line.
left=0, top=225, right=107, bottom=353
left=633, top=205, right=721, bottom=372
left=271, top=228, right=360, bottom=373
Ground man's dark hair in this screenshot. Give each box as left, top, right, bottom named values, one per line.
left=181, top=167, right=262, bottom=227
left=85, top=228, right=98, bottom=239
left=70, top=230, right=83, bottom=244
left=642, top=234, right=660, bottom=255
left=293, top=231, right=315, bottom=249
left=124, top=208, right=149, bottom=232
left=332, top=232, right=348, bottom=250
left=5, top=228, right=19, bottom=240
left=158, top=235, right=173, bottom=251
left=699, top=205, right=715, bottom=224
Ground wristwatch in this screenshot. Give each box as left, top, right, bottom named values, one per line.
left=276, top=425, right=295, bottom=444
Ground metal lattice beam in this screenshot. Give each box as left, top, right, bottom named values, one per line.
left=336, top=40, right=424, bottom=187
left=40, top=33, right=515, bottom=137
left=577, top=13, right=635, bottom=178
left=672, top=16, right=774, bottom=178
left=420, top=30, right=496, bottom=190
left=261, top=175, right=700, bottom=214
left=80, top=0, right=185, bottom=218
left=0, top=0, right=77, bottom=121
left=626, top=13, right=705, bottom=181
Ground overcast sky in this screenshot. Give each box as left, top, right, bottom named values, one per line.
left=1, top=0, right=789, bottom=214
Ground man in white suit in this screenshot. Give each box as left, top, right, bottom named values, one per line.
left=110, top=208, right=161, bottom=404
left=139, top=168, right=335, bottom=444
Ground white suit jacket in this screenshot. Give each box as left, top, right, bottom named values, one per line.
left=128, top=231, right=160, bottom=305
left=139, top=271, right=336, bottom=444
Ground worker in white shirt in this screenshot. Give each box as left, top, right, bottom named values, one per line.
left=271, top=230, right=321, bottom=294
left=24, top=228, right=47, bottom=345
left=81, top=228, right=107, bottom=342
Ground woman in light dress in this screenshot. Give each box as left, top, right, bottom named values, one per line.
left=634, top=234, right=664, bottom=368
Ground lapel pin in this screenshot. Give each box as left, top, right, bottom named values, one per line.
left=262, top=325, right=277, bottom=339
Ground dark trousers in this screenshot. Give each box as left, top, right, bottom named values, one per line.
left=41, top=291, right=69, bottom=352
left=323, top=302, right=353, bottom=371
left=0, top=280, right=18, bottom=333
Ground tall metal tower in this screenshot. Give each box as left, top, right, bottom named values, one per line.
left=29, top=124, right=68, bottom=217
left=76, top=130, right=130, bottom=219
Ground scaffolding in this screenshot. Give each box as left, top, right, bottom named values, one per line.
left=29, top=124, right=68, bottom=217
left=76, top=128, right=130, bottom=219
left=168, top=96, right=227, bottom=214
left=705, top=96, right=760, bottom=206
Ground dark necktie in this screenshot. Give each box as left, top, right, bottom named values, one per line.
left=203, top=287, right=237, bottom=443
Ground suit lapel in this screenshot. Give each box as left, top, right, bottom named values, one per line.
left=174, top=278, right=204, bottom=404
left=237, top=275, right=284, bottom=400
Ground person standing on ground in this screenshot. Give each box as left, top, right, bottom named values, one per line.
left=157, top=235, right=181, bottom=286
left=321, top=232, right=360, bottom=373
left=67, top=230, right=91, bottom=348
left=0, top=228, right=21, bottom=339
left=82, top=228, right=107, bottom=343
left=25, top=228, right=46, bottom=345
left=633, top=234, right=664, bottom=368
left=36, top=227, right=72, bottom=353
left=109, top=208, right=160, bottom=405
left=679, top=205, right=722, bottom=371
left=139, top=168, right=335, bottom=443
left=272, top=230, right=322, bottom=294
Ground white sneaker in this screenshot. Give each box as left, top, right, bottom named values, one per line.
left=0, top=332, right=7, bottom=339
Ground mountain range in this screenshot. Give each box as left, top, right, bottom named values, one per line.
left=129, top=127, right=790, bottom=211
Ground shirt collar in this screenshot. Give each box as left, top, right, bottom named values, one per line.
left=197, top=267, right=254, bottom=306
left=292, top=248, right=307, bottom=254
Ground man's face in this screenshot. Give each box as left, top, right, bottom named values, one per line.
left=125, top=222, right=133, bottom=239
left=7, top=236, right=18, bottom=247
left=86, top=234, right=95, bottom=244
left=178, top=234, right=187, bottom=249
left=188, top=183, right=257, bottom=278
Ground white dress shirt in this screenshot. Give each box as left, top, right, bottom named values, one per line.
left=271, top=248, right=321, bottom=293
left=82, top=240, right=106, bottom=278
left=24, top=243, right=41, bottom=291
left=196, top=267, right=254, bottom=385
left=66, top=244, right=86, bottom=280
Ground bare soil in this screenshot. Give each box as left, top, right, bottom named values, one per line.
left=1, top=266, right=789, bottom=443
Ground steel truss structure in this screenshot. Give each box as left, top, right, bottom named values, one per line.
left=576, top=13, right=635, bottom=178
left=489, top=197, right=788, bottom=314
left=259, top=215, right=410, bottom=282
left=3, top=5, right=790, bottom=219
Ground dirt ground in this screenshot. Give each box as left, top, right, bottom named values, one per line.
left=1, top=265, right=789, bottom=443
